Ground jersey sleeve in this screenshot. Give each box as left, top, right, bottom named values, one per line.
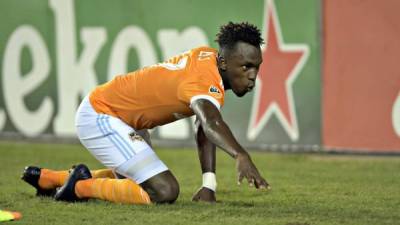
left=177, top=76, right=224, bottom=110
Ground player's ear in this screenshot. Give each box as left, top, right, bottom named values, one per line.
left=217, top=55, right=227, bottom=71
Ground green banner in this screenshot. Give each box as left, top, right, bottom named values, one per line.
left=0, top=0, right=320, bottom=150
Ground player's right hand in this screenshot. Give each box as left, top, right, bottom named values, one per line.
left=236, top=153, right=271, bottom=190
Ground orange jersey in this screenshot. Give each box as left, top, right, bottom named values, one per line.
left=89, top=46, right=225, bottom=130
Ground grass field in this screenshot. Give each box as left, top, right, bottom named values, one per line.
left=0, top=141, right=399, bottom=225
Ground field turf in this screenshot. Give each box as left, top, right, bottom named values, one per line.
left=0, top=141, right=399, bottom=225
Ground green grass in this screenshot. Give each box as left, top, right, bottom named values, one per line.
left=0, top=141, right=399, bottom=225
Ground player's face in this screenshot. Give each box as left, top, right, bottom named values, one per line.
left=225, top=42, right=262, bottom=97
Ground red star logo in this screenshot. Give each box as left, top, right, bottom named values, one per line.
left=247, top=0, right=309, bottom=141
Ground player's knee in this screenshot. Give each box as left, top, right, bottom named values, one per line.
left=141, top=171, right=180, bottom=204
left=155, top=180, right=179, bottom=203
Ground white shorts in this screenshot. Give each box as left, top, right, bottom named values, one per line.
left=75, top=96, right=169, bottom=184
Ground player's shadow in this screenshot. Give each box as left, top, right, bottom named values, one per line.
left=216, top=200, right=269, bottom=208
left=214, top=189, right=271, bottom=207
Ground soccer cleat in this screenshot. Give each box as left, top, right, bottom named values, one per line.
left=54, top=164, right=92, bottom=202
left=21, top=166, right=56, bottom=197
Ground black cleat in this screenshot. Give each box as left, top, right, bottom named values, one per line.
left=21, top=166, right=56, bottom=197
left=54, top=164, right=92, bottom=202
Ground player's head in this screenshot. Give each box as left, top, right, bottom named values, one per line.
left=216, top=21, right=264, bottom=97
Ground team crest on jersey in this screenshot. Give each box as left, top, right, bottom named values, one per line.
left=209, top=85, right=222, bottom=98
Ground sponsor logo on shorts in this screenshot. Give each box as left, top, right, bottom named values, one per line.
left=129, top=132, right=145, bottom=142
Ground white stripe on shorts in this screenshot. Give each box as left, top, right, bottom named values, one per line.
left=96, top=114, right=133, bottom=160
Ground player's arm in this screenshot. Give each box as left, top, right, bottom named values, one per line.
left=192, top=118, right=217, bottom=202
left=191, top=99, right=270, bottom=189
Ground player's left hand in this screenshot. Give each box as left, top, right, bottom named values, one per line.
left=236, top=153, right=271, bottom=190
left=192, top=187, right=216, bottom=203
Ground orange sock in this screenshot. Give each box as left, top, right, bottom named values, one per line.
left=75, top=178, right=151, bottom=204
left=38, top=169, right=69, bottom=189
left=90, top=169, right=116, bottom=179
left=38, top=168, right=116, bottom=190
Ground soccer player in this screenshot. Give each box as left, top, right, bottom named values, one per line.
left=22, top=21, right=270, bottom=204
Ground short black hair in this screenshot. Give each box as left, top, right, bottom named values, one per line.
left=215, top=21, right=264, bottom=49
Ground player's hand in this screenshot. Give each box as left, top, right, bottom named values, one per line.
left=192, top=187, right=216, bottom=203
left=236, top=153, right=271, bottom=190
